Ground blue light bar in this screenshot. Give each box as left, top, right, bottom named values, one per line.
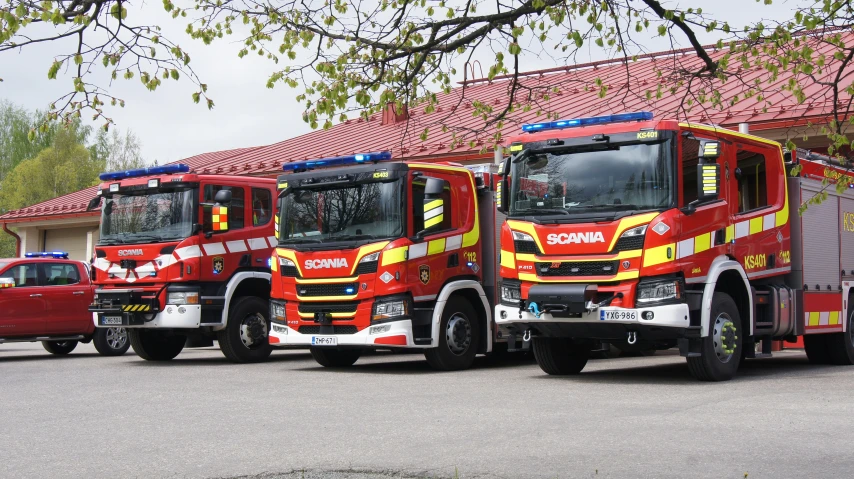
left=26, top=251, right=69, bottom=259
left=283, top=151, right=393, bottom=172
left=521, top=111, right=654, bottom=133
left=99, top=163, right=190, bottom=181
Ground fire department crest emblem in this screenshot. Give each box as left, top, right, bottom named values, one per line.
left=419, top=264, right=430, bottom=285
left=213, top=256, right=224, bottom=275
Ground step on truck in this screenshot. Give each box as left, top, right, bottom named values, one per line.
left=88, top=164, right=278, bottom=362
left=268, top=152, right=501, bottom=370
left=494, top=111, right=854, bottom=381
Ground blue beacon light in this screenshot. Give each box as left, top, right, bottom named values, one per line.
left=99, top=163, right=190, bottom=181
left=26, top=251, right=69, bottom=259
left=521, top=111, right=654, bottom=133
left=282, top=151, right=393, bottom=172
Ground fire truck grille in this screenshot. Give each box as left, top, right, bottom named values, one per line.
left=538, top=261, right=619, bottom=277
left=298, top=302, right=359, bottom=314
left=356, top=261, right=378, bottom=275
left=280, top=265, right=300, bottom=277
left=298, top=326, right=358, bottom=335
left=514, top=240, right=539, bottom=254
left=612, top=235, right=644, bottom=251
left=297, top=283, right=358, bottom=297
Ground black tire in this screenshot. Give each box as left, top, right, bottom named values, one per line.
left=825, top=304, right=854, bottom=365
left=128, top=329, right=185, bottom=361
left=532, top=337, right=589, bottom=375
left=42, top=340, right=78, bottom=355
left=424, top=295, right=480, bottom=371
left=217, top=297, right=272, bottom=363
left=310, top=348, right=361, bottom=367
left=687, top=292, right=743, bottom=381
left=93, top=327, right=130, bottom=356
left=803, top=334, right=832, bottom=365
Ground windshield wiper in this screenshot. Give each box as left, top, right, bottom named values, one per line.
left=328, top=234, right=378, bottom=241
left=516, top=208, right=570, bottom=216
left=280, top=237, right=323, bottom=244
left=572, top=204, right=639, bottom=211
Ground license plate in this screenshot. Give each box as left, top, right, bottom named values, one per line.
left=101, top=316, right=123, bottom=325
left=311, top=336, right=338, bottom=346
left=600, top=310, right=638, bottom=321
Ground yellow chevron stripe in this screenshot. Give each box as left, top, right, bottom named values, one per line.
left=381, top=246, right=408, bottom=266
left=643, top=243, right=675, bottom=267
left=424, top=199, right=443, bottom=212
left=297, top=312, right=357, bottom=319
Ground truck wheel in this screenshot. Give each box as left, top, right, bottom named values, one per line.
left=129, top=329, right=185, bottom=361
left=825, top=306, right=854, bottom=365
left=687, top=292, right=743, bottom=381
left=93, top=327, right=130, bottom=356
left=532, top=337, right=589, bottom=375
left=310, top=348, right=361, bottom=367
left=217, top=297, right=272, bottom=363
left=803, top=334, right=832, bottom=365
left=424, top=296, right=480, bottom=371
left=42, top=340, right=78, bottom=355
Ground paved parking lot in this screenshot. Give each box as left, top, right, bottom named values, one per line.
left=1, top=342, right=853, bottom=479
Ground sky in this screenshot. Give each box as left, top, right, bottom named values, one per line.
left=0, top=0, right=795, bottom=165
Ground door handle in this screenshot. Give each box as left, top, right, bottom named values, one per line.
left=30, top=294, right=43, bottom=298
left=72, top=291, right=85, bottom=295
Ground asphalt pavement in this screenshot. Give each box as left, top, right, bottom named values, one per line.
left=1, top=342, right=852, bottom=479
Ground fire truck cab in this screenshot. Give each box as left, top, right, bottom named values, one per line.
left=494, top=112, right=854, bottom=381
left=269, top=153, right=500, bottom=370
left=88, top=164, right=278, bottom=362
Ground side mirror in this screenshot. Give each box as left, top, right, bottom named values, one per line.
left=202, top=204, right=230, bottom=234
left=697, top=163, right=720, bottom=202
left=417, top=177, right=448, bottom=237
left=86, top=196, right=101, bottom=211
left=0, top=278, right=15, bottom=289
left=214, top=189, right=233, bottom=204
left=496, top=177, right=509, bottom=213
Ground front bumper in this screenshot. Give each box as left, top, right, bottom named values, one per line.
left=269, top=318, right=422, bottom=348
left=93, top=305, right=202, bottom=329
left=495, top=302, right=690, bottom=329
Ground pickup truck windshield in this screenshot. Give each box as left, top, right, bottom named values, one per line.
left=99, top=188, right=196, bottom=244
left=510, top=140, right=674, bottom=217
left=279, top=179, right=403, bottom=244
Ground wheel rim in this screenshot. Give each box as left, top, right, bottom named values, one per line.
left=239, top=313, right=268, bottom=349
left=445, top=313, right=472, bottom=356
left=106, top=327, right=128, bottom=350
left=713, top=313, right=738, bottom=363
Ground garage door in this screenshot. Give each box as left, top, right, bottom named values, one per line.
left=44, top=227, right=97, bottom=261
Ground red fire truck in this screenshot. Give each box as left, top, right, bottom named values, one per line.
left=88, top=164, right=278, bottom=362
left=268, top=152, right=500, bottom=370
left=494, top=112, right=854, bottom=381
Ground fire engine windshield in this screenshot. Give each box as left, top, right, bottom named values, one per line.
left=279, top=180, right=404, bottom=244
left=99, top=189, right=196, bottom=244
left=510, top=140, right=674, bottom=217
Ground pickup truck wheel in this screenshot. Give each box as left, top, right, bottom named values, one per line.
left=93, top=327, right=130, bottom=356
left=532, top=337, right=589, bottom=375
left=687, top=292, right=743, bottom=381
left=42, top=340, right=78, bottom=355
left=424, top=296, right=480, bottom=371
left=129, top=330, right=185, bottom=361
left=310, top=348, right=361, bottom=367
left=217, top=297, right=272, bottom=363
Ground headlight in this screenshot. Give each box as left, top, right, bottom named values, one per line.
left=620, top=225, right=648, bottom=238
left=636, top=277, right=683, bottom=305
left=372, top=297, right=410, bottom=322
left=279, top=257, right=295, bottom=267
left=501, top=282, right=522, bottom=304
left=167, top=291, right=199, bottom=305
left=512, top=231, right=535, bottom=242
left=360, top=252, right=380, bottom=263
left=270, top=300, right=286, bottom=322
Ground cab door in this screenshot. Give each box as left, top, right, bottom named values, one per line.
left=41, top=262, right=91, bottom=334
left=0, top=263, right=46, bottom=337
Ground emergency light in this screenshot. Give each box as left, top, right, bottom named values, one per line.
left=521, top=111, right=654, bottom=133
left=99, top=163, right=190, bottom=181
left=25, top=251, right=69, bottom=259
left=282, top=151, right=393, bottom=172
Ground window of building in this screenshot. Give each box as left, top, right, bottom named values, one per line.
left=412, top=179, right=453, bottom=234
left=736, top=149, right=768, bottom=213
left=252, top=188, right=273, bottom=226
left=0, top=264, right=39, bottom=287
left=204, top=185, right=245, bottom=229
left=42, top=264, right=81, bottom=286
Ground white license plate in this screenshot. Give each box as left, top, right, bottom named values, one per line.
left=102, top=316, right=123, bottom=325
left=600, top=310, right=638, bottom=321
left=311, top=336, right=338, bottom=346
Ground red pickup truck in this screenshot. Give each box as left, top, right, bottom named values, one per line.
left=0, top=252, right=130, bottom=356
